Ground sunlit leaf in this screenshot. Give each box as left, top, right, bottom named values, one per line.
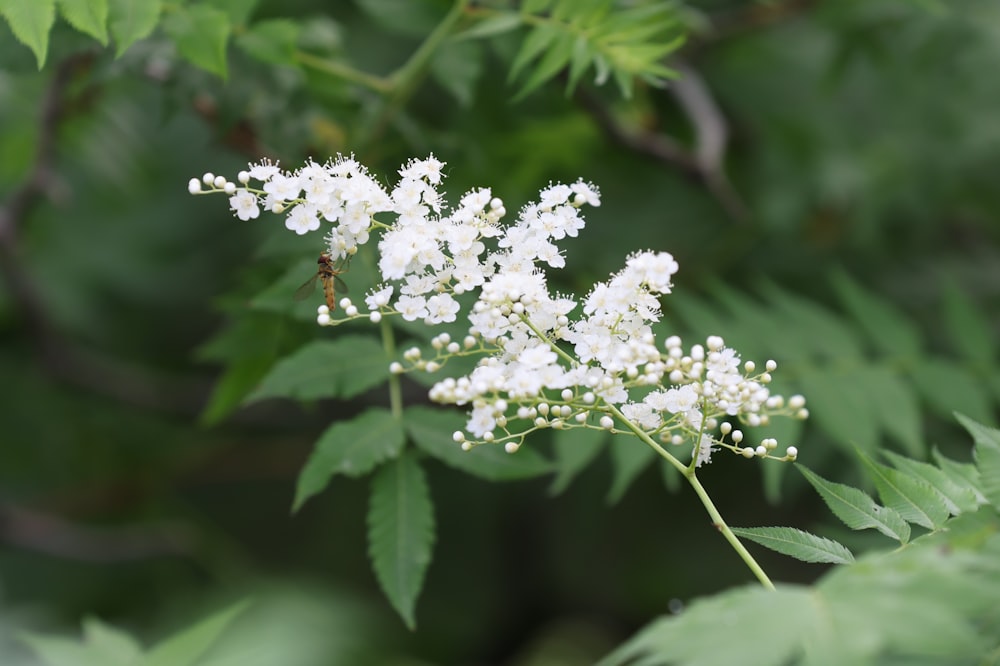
left=108, top=0, right=160, bottom=57
left=0, top=0, right=55, bottom=68
left=57, top=0, right=108, bottom=45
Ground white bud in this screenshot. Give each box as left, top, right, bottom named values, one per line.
left=452, top=431, right=465, bottom=443
left=202, top=172, right=215, bottom=185
left=765, top=359, right=777, bottom=372
left=187, top=178, right=202, bottom=194
left=599, top=415, right=614, bottom=429
left=786, top=446, right=798, bottom=459
left=369, top=312, right=382, bottom=323
left=237, top=170, right=250, bottom=184
left=732, top=430, right=744, bottom=444
left=504, top=442, right=520, bottom=453
left=742, top=447, right=755, bottom=459
left=389, top=362, right=404, bottom=374
left=755, top=445, right=767, bottom=457
left=213, top=175, right=227, bottom=189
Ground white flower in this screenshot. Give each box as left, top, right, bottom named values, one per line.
left=695, top=434, right=718, bottom=467
left=425, top=294, right=460, bottom=324
left=229, top=189, right=260, bottom=220
left=395, top=295, right=428, bottom=322
left=285, top=205, right=320, bottom=235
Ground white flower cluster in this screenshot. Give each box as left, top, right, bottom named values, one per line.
left=190, top=155, right=806, bottom=468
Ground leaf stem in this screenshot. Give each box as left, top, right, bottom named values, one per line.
left=380, top=318, right=404, bottom=420
left=606, top=403, right=775, bottom=590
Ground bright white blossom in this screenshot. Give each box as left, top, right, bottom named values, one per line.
left=190, top=154, right=806, bottom=469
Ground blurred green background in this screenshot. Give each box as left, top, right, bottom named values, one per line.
left=1, top=0, right=999, bottom=664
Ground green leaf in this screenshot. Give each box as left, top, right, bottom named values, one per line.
left=881, top=450, right=979, bottom=515
left=430, top=39, right=483, bottom=108
left=941, top=278, right=995, bottom=365
left=293, top=408, right=405, bottom=511
left=453, top=11, right=521, bottom=40
left=606, top=439, right=655, bottom=504
left=549, top=426, right=606, bottom=495
left=367, top=452, right=435, bottom=630
left=162, top=4, right=230, bottom=78
left=856, top=449, right=950, bottom=530
left=910, top=357, right=992, bottom=423
left=514, top=30, right=574, bottom=100
left=245, top=336, right=388, bottom=404
left=829, top=269, right=923, bottom=357
left=404, top=406, right=552, bottom=481
left=508, top=23, right=559, bottom=84
left=731, top=526, right=854, bottom=565
left=796, top=464, right=910, bottom=543
left=57, top=0, right=108, bottom=44
left=144, top=601, right=249, bottom=666
left=797, top=368, right=881, bottom=453
left=108, top=0, right=160, bottom=57
left=0, top=0, right=55, bottom=68
left=236, top=18, right=300, bottom=65
left=759, top=281, right=863, bottom=361
left=957, top=413, right=1000, bottom=511
left=202, top=0, right=257, bottom=26
left=932, top=446, right=987, bottom=506
left=24, top=618, right=143, bottom=666
left=865, top=366, right=923, bottom=457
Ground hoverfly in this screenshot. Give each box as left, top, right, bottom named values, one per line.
left=294, top=253, right=349, bottom=310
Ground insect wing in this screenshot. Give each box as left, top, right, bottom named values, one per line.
left=293, top=273, right=319, bottom=301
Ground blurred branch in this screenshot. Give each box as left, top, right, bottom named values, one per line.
left=576, top=62, right=747, bottom=221
left=0, top=503, right=195, bottom=563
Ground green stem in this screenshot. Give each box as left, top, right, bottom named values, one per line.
left=380, top=318, right=404, bottom=420
left=606, top=403, right=775, bottom=590
left=293, top=51, right=392, bottom=94
left=362, top=0, right=470, bottom=149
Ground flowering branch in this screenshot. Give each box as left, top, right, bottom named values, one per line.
left=189, top=154, right=808, bottom=585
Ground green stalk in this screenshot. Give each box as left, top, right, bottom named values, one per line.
left=606, top=403, right=775, bottom=590
left=380, top=317, right=404, bottom=420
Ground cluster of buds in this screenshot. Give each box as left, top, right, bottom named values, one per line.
left=190, top=155, right=806, bottom=468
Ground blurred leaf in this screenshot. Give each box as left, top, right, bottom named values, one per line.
left=881, top=450, right=979, bottom=515
left=856, top=449, right=950, bottom=529
left=245, top=336, right=388, bottom=404
left=830, top=269, right=923, bottom=357
left=293, top=407, right=405, bottom=511
left=354, top=0, right=441, bottom=37
left=796, top=464, right=910, bottom=543
left=163, top=4, right=230, bottom=78
left=910, top=357, right=992, bottom=423
left=797, top=367, right=881, bottom=454
left=730, top=526, right=854, bottom=564
left=958, top=413, right=1000, bottom=511
left=759, top=281, right=863, bottom=361
left=367, top=451, right=435, bottom=630
left=236, top=18, right=300, bottom=66
left=405, top=406, right=552, bottom=480
left=865, top=366, right=923, bottom=457
left=430, top=39, right=483, bottom=108
left=941, top=278, right=995, bottom=365
left=453, top=11, right=521, bottom=40
left=144, top=601, right=249, bottom=666
left=932, top=446, right=987, bottom=506
left=108, top=0, right=160, bottom=57
left=602, top=518, right=1000, bottom=666
left=549, top=426, right=607, bottom=495
left=57, top=0, right=109, bottom=45
left=203, top=0, right=257, bottom=27
left=606, top=438, right=655, bottom=504
left=0, top=0, right=55, bottom=68
left=24, top=618, right=142, bottom=666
